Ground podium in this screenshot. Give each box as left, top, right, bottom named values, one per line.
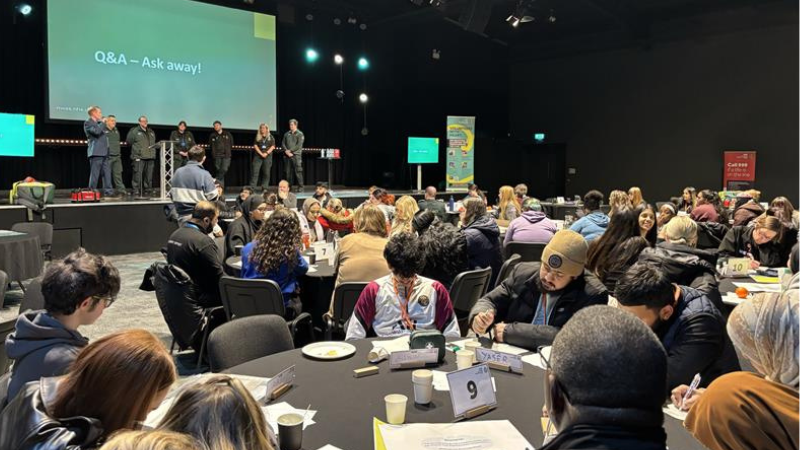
left=317, top=148, right=341, bottom=187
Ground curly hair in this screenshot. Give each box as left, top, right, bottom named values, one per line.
left=42, top=248, right=121, bottom=315
left=418, top=221, right=469, bottom=288
left=608, top=190, right=632, bottom=217
left=249, top=208, right=302, bottom=275
left=384, top=232, right=424, bottom=278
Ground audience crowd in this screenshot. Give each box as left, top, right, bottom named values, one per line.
left=2, top=164, right=798, bottom=450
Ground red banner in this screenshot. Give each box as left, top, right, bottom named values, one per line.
left=723, top=151, right=756, bottom=190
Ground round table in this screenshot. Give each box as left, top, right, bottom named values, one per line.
left=227, top=339, right=705, bottom=450
left=0, top=231, right=43, bottom=283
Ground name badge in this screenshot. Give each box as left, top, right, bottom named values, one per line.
left=446, top=363, right=497, bottom=419
left=475, top=348, right=523, bottom=374
left=389, top=348, right=438, bottom=369
left=262, top=145, right=267, bottom=149
left=266, top=365, right=295, bottom=401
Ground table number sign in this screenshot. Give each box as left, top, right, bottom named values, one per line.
left=266, top=365, right=295, bottom=401
left=727, top=258, right=749, bottom=277
left=446, top=363, right=497, bottom=419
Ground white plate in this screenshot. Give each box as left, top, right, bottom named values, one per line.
left=301, top=341, right=357, bottom=360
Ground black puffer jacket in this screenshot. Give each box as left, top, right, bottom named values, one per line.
left=718, top=225, right=792, bottom=268
left=0, top=377, right=104, bottom=450
left=638, top=242, right=723, bottom=312
left=462, top=215, right=504, bottom=287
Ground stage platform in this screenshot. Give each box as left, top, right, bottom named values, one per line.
left=0, top=187, right=461, bottom=256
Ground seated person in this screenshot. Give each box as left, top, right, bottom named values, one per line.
left=99, top=430, right=201, bottom=450
left=318, top=197, right=354, bottom=236
left=345, top=233, right=460, bottom=339
left=718, top=214, right=787, bottom=268
left=586, top=207, right=650, bottom=292
left=615, top=263, right=740, bottom=391
left=225, top=195, right=267, bottom=259
left=541, top=306, right=668, bottom=450
left=311, top=181, right=332, bottom=205
left=494, top=185, right=521, bottom=225
left=234, top=185, right=254, bottom=213
left=678, top=287, right=798, bottom=450
left=159, top=374, right=276, bottom=450
left=770, top=196, right=799, bottom=229
left=638, top=216, right=722, bottom=311
left=417, top=186, right=446, bottom=221
left=213, top=179, right=238, bottom=223
left=469, top=230, right=608, bottom=350
left=657, top=202, right=677, bottom=231
left=732, top=192, right=764, bottom=226
left=514, top=183, right=528, bottom=204
left=241, top=208, right=309, bottom=318
left=5, top=249, right=120, bottom=403
left=504, top=197, right=557, bottom=246
left=301, top=197, right=325, bottom=242
left=414, top=210, right=469, bottom=290
left=461, top=197, right=503, bottom=287
left=569, top=190, right=609, bottom=242
left=277, top=179, right=297, bottom=209
left=0, top=329, right=176, bottom=450
left=390, top=195, right=419, bottom=237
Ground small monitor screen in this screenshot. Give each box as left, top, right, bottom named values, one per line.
left=407, top=137, right=439, bottom=164
left=0, top=113, right=35, bottom=157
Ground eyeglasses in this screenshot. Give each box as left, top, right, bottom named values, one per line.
left=538, top=345, right=571, bottom=402
left=92, top=295, right=116, bottom=308
left=541, top=263, right=567, bottom=281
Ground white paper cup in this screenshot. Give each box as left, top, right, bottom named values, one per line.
left=412, top=369, right=434, bottom=405
left=456, top=350, right=474, bottom=370
left=385, top=394, right=408, bottom=424
left=464, top=341, right=481, bottom=362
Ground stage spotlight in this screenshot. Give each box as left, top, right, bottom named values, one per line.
left=305, top=13, right=314, bottom=21
left=336, top=90, right=345, bottom=99
left=359, top=23, right=367, bottom=31
left=357, top=57, right=369, bottom=71
left=334, top=54, right=344, bottom=65
left=305, top=48, right=319, bottom=63
left=359, top=93, right=368, bottom=103
left=333, top=17, right=342, bottom=25
left=347, top=16, right=357, bottom=25
left=17, top=3, right=33, bottom=15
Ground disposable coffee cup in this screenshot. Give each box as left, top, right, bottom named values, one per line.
left=277, top=413, right=304, bottom=450
left=464, top=341, right=481, bottom=363
left=384, top=394, right=408, bottom=425
left=412, top=369, right=434, bottom=405
left=307, top=252, right=316, bottom=264
left=456, top=350, right=474, bottom=370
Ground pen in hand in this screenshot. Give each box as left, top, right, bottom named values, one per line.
left=680, top=373, right=702, bottom=411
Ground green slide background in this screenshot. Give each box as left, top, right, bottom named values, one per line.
left=407, top=137, right=440, bottom=164
left=47, top=0, right=277, bottom=131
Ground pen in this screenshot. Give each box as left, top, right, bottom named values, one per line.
left=680, top=373, right=702, bottom=411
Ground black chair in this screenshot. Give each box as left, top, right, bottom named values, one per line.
left=696, top=221, right=729, bottom=250
left=151, top=262, right=223, bottom=369
left=449, top=267, right=492, bottom=336
left=504, top=241, right=547, bottom=262
left=325, top=282, right=368, bottom=340
left=207, top=315, right=294, bottom=372
left=218, top=276, right=314, bottom=344
left=18, top=277, right=44, bottom=313
left=0, top=316, right=17, bottom=374
left=495, top=254, right=522, bottom=289
left=11, top=222, right=53, bottom=261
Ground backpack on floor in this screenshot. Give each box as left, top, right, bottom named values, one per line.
left=9, top=178, right=56, bottom=213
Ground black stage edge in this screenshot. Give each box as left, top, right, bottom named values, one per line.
left=0, top=187, right=464, bottom=256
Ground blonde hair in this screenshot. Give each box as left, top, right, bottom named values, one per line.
left=255, top=123, right=269, bottom=141
left=326, top=197, right=344, bottom=213
left=662, top=216, right=698, bottom=247
left=100, top=431, right=204, bottom=450
left=628, top=187, right=643, bottom=206
left=498, top=186, right=521, bottom=221
left=608, top=190, right=632, bottom=216
left=745, top=189, right=762, bottom=201
left=752, top=214, right=783, bottom=242
left=390, top=196, right=419, bottom=236
left=158, top=375, right=274, bottom=450
left=354, top=205, right=388, bottom=237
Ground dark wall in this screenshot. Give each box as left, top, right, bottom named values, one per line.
left=509, top=24, right=799, bottom=205
left=0, top=1, right=508, bottom=192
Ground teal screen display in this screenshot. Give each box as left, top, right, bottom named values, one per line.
left=407, top=137, right=440, bottom=164
left=0, top=113, right=35, bottom=157
left=47, top=0, right=277, bottom=130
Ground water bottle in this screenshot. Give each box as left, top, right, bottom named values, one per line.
left=448, top=195, right=455, bottom=212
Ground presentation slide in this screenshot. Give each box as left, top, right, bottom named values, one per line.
left=407, top=137, right=440, bottom=164
left=47, top=0, right=277, bottom=130
left=0, top=113, right=35, bottom=157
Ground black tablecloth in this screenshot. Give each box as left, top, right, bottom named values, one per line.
left=227, top=339, right=705, bottom=450
left=0, top=232, right=43, bottom=282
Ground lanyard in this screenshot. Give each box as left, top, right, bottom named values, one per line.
left=392, top=276, right=417, bottom=331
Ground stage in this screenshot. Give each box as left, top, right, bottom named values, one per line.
left=0, top=187, right=461, bottom=256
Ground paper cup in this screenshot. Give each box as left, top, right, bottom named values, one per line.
left=456, top=350, right=474, bottom=370
left=464, top=341, right=481, bottom=363
left=412, top=369, right=433, bottom=405
left=384, top=394, right=408, bottom=424
left=277, top=413, right=304, bottom=450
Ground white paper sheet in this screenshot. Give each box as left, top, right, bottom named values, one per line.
left=663, top=404, right=688, bottom=422
left=316, top=446, right=345, bottom=450
left=372, top=336, right=410, bottom=353
left=262, top=402, right=317, bottom=433
left=722, top=293, right=746, bottom=306
left=447, top=339, right=529, bottom=356
left=521, top=346, right=551, bottom=370
left=732, top=282, right=781, bottom=293
left=431, top=370, right=496, bottom=392
left=378, top=420, right=534, bottom=450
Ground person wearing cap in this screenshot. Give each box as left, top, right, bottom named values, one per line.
left=469, top=229, right=608, bottom=350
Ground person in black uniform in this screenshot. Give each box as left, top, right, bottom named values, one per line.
left=282, top=119, right=305, bottom=191
left=250, top=123, right=275, bottom=191
left=169, top=121, right=195, bottom=169
left=209, top=120, right=233, bottom=187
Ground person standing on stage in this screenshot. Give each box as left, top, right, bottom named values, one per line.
left=209, top=120, right=233, bottom=187
left=105, top=115, right=126, bottom=196
left=83, top=106, right=114, bottom=197
left=127, top=115, right=157, bottom=198
left=250, top=123, right=275, bottom=191
left=169, top=120, right=195, bottom=169
left=282, top=119, right=305, bottom=191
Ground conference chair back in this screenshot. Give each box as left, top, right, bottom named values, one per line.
left=11, top=222, right=53, bottom=261
left=449, top=267, right=492, bottom=335
left=504, top=241, right=546, bottom=262
left=495, top=254, right=522, bottom=289
left=696, top=221, right=729, bottom=250
left=219, top=276, right=287, bottom=321
left=0, top=316, right=17, bottom=374
left=207, top=315, right=294, bottom=372
left=18, top=277, right=44, bottom=314
left=325, top=282, right=368, bottom=340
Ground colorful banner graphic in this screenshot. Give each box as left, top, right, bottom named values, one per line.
left=446, top=116, right=476, bottom=192
left=723, top=150, right=757, bottom=191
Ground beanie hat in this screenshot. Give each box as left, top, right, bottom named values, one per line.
left=541, top=230, right=588, bottom=277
